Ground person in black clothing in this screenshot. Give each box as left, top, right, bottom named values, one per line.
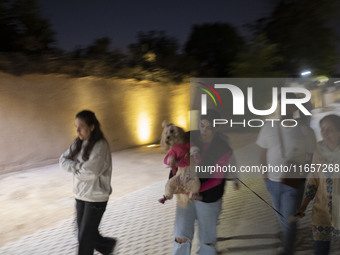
left=173, top=109, right=239, bottom=255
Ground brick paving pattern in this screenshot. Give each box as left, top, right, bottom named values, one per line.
left=1, top=144, right=340, bottom=254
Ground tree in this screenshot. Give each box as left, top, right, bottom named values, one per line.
left=0, top=0, right=55, bottom=54
left=12, top=0, right=55, bottom=54
left=230, top=34, right=286, bottom=77
left=128, top=30, right=179, bottom=69
left=184, top=23, right=244, bottom=77
left=252, top=0, right=339, bottom=76
left=86, top=37, right=111, bottom=58
left=0, top=0, right=18, bottom=51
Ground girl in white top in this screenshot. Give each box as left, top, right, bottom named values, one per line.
left=59, top=110, right=116, bottom=255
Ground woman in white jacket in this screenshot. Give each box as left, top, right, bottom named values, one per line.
left=60, top=110, right=116, bottom=255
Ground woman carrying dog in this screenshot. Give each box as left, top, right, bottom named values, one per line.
left=59, top=110, right=116, bottom=255
left=173, top=109, right=239, bottom=255
left=297, top=114, right=340, bottom=255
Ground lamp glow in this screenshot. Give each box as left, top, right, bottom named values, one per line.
left=301, top=70, right=311, bottom=76
left=137, top=112, right=151, bottom=143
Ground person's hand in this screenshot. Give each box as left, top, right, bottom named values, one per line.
left=191, top=193, right=202, bottom=200
left=170, top=160, right=177, bottom=168
left=190, top=146, right=201, bottom=163
left=190, top=146, right=200, bottom=156
left=295, top=205, right=307, bottom=218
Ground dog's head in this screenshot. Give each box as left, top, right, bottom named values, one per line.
left=160, top=120, right=186, bottom=150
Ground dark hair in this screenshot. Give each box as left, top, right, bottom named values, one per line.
left=200, top=109, right=221, bottom=126
left=67, top=110, right=105, bottom=161
left=320, top=114, right=340, bottom=131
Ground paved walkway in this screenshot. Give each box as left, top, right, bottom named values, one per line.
left=1, top=144, right=339, bottom=254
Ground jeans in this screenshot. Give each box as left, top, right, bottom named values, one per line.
left=173, top=199, right=222, bottom=255
left=265, top=180, right=305, bottom=255
left=314, top=241, right=330, bottom=255
left=75, top=199, right=116, bottom=255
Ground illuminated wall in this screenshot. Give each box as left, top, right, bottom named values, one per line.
left=0, top=72, right=190, bottom=173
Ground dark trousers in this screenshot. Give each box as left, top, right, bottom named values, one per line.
left=314, top=240, right=330, bottom=255
left=76, top=199, right=115, bottom=255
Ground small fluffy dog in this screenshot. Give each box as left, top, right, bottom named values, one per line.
left=159, top=121, right=201, bottom=207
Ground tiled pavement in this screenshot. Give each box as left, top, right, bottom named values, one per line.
left=0, top=181, right=175, bottom=255
left=1, top=144, right=340, bottom=254
left=0, top=178, right=331, bottom=255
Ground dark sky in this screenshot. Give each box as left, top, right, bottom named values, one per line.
left=38, top=0, right=277, bottom=52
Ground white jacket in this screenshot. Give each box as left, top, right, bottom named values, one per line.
left=59, top=139, right=112, bottom=202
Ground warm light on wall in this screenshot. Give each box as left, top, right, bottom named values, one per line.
left=137, top=112, right=151, bottom=142
left=123, top=82, right=190, bottom=145
left=190, top=110, right=200, bottom=130
left=176, top=115, right=187, bottom=130
left=170, top=86, right=190, bottom=131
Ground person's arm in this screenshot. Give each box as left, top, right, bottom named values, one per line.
left=300, top=125, right=317, bottom=173
left=75, top=140, right=111, bottom=181
left=297, top=175, right=319, bottom=217
left=297, top=196, right=311, bottom=217
left=297, top=150, right=320, bottom=216
left=59, top=143, right=82, bottom=174
left=199, top=178, right=223, bottom=192
left=199, top=152, right=231, bottom=192
left=256, top=125, right=269, bottom=181
left=259, top=147, right=268, bottom=180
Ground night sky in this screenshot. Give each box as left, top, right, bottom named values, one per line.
left=38, top=0, right=277, bottom=52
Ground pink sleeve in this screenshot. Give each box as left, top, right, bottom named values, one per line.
left=164, top=150, right=176, bottom=166
left=177, top=156, right=189, bottom=167
left=199, top=152, right=231, bottom=192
